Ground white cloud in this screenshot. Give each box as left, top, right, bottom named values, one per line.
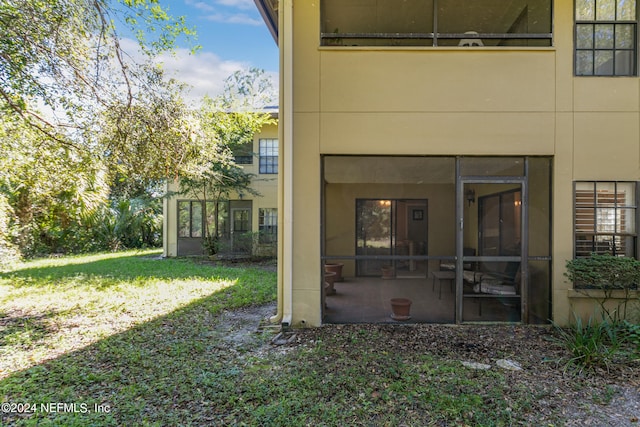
left=185, top=1, right=215, bottom=12
left=185, top=0, right=261, bottom=25
left=186, top=0, right=255, bottom=13
left=155, top=48, right=279, bottom=106
left=202, top=12, right=263, bottom=25
left=119, top=38, right=277, bottom=107
left=214, top=0, right=255, bottom=9
left=156, top=48, right=246, bottom=103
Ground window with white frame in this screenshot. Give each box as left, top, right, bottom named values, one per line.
left=575, top=0, right=637, bottom=76
left=258, top=208, right=278, bottom=243
left=259, top=139, right=278, bottom=174
left=574, top=182, right=638, bottom=258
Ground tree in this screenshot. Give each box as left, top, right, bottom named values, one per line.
left=218, top=67, right=278, bottom=111
left=0, top=0, right=195, bottom=138
left=98, top=70, right=198, bottom=185
left=0, top=117, right=109, bottom=255
left=0, top=1, right=197, bottom=256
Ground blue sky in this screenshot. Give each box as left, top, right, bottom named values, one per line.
left=144, top=0, right=279, bottom=103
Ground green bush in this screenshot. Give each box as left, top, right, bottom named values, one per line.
left=82, top=198, right=162, bottom=252
left=565, top=254, right=640, bottom=323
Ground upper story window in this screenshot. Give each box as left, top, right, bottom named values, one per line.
left=575, top=0, right=637, bottom=76
left=259, top=138, right=278, bottom=174
left=321, top=0, right=552, bottom=47
left=233, top=141, right=253, bottom=165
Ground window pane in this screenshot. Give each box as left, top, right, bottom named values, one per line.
left=596, top=183, right=617, bottom=206
left=577, top=0, right=596, bottom=20
left=595, top=50, right=614, bottom=74
left=595, top=24, right=615, bottom=48
left=577, top=24, right=594, bottom=48
left=615, top=50, right=635, bottom=74
left=205, top=202, right=216, bottom=236
left=576, top=235, right=595, bottom=256
left=576, top=181, right=595, bottom=192
left=192, top=202, right=203, bottom=238
left=617, top=235, right=637, bottom=257
left=575, top=186, right=595, bottom=208
left=233, top=142, right=253, bottom=164
left=616, top=24, right=634, bottom=47
left=597, top=0, right=616, bottom=20
left=178, top=202, right=190, bottom=237
left=576, top=51, right=595, bottom=74
left=618, top=208, right=636, bottom=233
left=617, top=0, right=636, bottom=20
left=617, top=182, right=636, bottom=205
left=576, top=207, right=596, bottom=232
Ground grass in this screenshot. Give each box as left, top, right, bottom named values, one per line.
left=0, top=251, right=634, bottom=426
left=0, top=250, right=276, bottom=380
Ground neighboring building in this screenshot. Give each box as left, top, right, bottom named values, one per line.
left=255, top=0, right=640, bottom=327
left=163, top=113, right=278, bottom=258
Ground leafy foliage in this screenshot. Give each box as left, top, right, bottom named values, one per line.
left=552, top=315, right=622, bottom=372
left=565, top=254, right=640, bottom=322
left=557, top=255, right=640, bottom=370
left=0, top=0, right=195, bottom=136
left=565, top=254, right=640, bottom=290
left=1, top=0, right=276, bottom=259
left=81, top=198, right=162, bottom=252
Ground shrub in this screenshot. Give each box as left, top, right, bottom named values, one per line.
left=552, top=315, right=621, bottom=372
left=565, top=254, right=640, bottom=323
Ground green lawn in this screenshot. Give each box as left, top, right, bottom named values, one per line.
left=0, top=251, right=636, bottom=426
left=0, top=250, right=277, bottom=426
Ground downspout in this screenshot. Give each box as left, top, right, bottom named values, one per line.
left=162, top=181, right=170, bottom=258
left=270, top=0, right=293, bottom=327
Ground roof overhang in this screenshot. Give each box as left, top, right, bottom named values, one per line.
left=253, top=0, right=279, bottom=44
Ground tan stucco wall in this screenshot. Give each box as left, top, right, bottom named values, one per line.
left=282, top=0, right=640, bottom=326
left=163, top=121, right=279, bottom=257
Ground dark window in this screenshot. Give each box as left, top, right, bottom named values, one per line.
left=575, top=0, right=637, bottom=76
left=259, top=139, right=278, bottom=174
left=178, top=201, right=224, bottom=238
left=234, top=141, right=254, bottom=165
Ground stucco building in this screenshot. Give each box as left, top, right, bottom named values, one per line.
left=163, top=116, right=279, bottom=258
left=255, top=0, right=639, bottom=326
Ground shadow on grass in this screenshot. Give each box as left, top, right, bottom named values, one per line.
left=0, top=309, right=66, bottom=348
left=0, top=271, right=276, bottom=427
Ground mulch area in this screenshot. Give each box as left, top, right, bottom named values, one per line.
left=293, top=323, right=640, bottom=426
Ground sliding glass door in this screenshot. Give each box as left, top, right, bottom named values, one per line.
left=356, top=199, right=428, bottom=277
